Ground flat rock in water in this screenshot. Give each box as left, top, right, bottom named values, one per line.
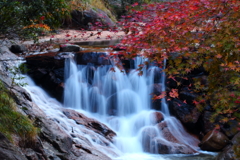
left=59, top=44, right=82, bottom=52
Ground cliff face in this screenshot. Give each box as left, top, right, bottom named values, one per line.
left=0, top=45, right=117, bottom=160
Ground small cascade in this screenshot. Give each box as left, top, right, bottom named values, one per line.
left=63, top=54, right=200, bottom=156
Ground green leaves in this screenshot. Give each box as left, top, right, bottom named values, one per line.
left=0, top=0, right=69, bottom=39
left=0, top=81, right=37, bottom=143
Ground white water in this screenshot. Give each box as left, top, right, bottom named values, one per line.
left=21, top=54, right=211, bottom=159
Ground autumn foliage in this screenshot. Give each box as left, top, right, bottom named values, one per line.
left=115, top=0, right=240, bottom=122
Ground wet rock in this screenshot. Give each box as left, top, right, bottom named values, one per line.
left=155, top=120, right=198, bottom=154
left=9, top=44, right=28, bottom=54
left=26, top=52, right=65, bottom=69
left=59, top=44, right=82, bottom=52
left=153, top=138, right=196, bottom=154
left=26, top=52, right=65, bottom=101
left=150, top=111, right=164, bottom=124
left=26, top=51, right=111, bottom=102
left=0, top=132, right=28, bottom=160
left=161, top=126, right=179, bottom=143
left=199, top=130, right=230, bottom=151
left=76, top=52, right=110, bottom=65
left=37, top=118, right=73, bottom=154
left=150, top=83, right=163, bottom=110
left=169, top=98, right=201, bottom=133
left=62, top=108, right=116, bottom=142
left=141, top=127, right=158, bottom=152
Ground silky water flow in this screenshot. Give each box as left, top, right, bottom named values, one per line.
left=63, top=55, right=200, bottom=156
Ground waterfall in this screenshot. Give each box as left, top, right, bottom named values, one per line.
left=63, top=55, right=200, bottom=156
left=160, top=59, right=170, bottom=116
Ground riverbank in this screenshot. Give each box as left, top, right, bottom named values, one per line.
left=24, top=29, right=126, bottom=44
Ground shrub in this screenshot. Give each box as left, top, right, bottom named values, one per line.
left=0, top=80, right=37, bottom=146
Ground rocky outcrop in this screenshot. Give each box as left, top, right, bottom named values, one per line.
left=25, top=50, right=111, bottom=102
left=0, top=133, right=28, bottom=160
left=62, top=108, right=116, bottom=142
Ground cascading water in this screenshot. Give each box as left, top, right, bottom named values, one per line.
left=63, top=54, right=201, bottom=158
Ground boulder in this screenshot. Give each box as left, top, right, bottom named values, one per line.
left=199, top=130, right=230, bottom=151
left=149, top=111, right=164, bottom=124
left=153, top=138, right=196, bottom=154
left=9, top=44, right=28, bottom=54
left=69, top=9, right=115, bottom=30
left=59, top=44, right=83, bottom=52
left=155, top=120, right=198, bottom=154
left=76, top=52, right=110, bottom=65
left=169, top=98, right=201, bottom=133
left=141, top=127, right=158, bottom=152
left=160, top=125, right=179, bottom=143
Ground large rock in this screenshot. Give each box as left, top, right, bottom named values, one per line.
left=69, top=9, right=115, bottom=30
left=140, top=120, right=197, bottom=154
left=76, top=51, right=110, bottom=65
left=149, top=111, right=164, bottom=124
left=59, top=44, right=83, bottom=52
left=62, top=108, right=116, bottom=142
left=141, top=127, right=158, bottom=152
left=153, top=138, right=196, bottom=154
left=169, top=98, right=201, bottom=133
left=9, top=44, right=28, bottom=54
left=157, top=122, right=179, bottom=143
left=199, top=130, right=230, bottom=151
